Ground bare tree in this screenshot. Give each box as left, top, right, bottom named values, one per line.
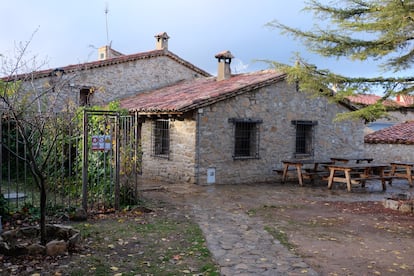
left=0, top=36, right=76, bottom=244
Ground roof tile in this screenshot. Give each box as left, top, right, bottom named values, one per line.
left=347, top=94, right=402, bottom=107
left=120, top=70, right=286, bottom=113
left=364, top=121, right=414, bottom=144
left=3, top=49, right=211, bottom=81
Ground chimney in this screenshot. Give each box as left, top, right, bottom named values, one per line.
left=155, top=32, right=170, bottom=51
left=215, top=50, right=234, bottom=81
left=98, top=45, right=123, bottom=60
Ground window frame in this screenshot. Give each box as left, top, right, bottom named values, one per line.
left=229, top=118, right=262, bottom=160
left=291, top=120, right=317, bottom=157
left=79, top=87, right=93, bottom=107
left=151, top=119, right=170, bottom=159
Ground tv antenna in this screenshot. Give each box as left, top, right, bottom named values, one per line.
left=105, top=2, right=110, bottom=46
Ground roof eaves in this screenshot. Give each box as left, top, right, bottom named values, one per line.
left=3, top=49, right=211, bottom=81
left=176, top=73, right=286, bottom=113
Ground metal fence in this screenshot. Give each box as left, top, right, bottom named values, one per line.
left=0, top=109, right=141, bottom=214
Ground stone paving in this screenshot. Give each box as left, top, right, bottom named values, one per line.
left=191, top=204, right=318, bottom=275
left=143, top=180, right=412, bottom=276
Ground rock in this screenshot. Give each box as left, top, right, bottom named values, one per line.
left=0, top=241, right=11, bottom=254
left=20, top=226, right=40, bottom=238
left=71, top=208, right=88, bottom=221
left=1, top=229, right=20, bottom=246
left=399, top=202, right=413, bottom=213
left=1, top=224, right=80, bottom=256
left=46, top=240, right=67, bottom=256
left=68, top=232, right=81, bottom=249
left=27, top=243, right=45, bottom=255
left=46, top=224, right=76, bottom=240
left=383, top=199, right=399, bottom=210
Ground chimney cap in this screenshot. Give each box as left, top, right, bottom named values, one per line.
left=215, top=50, right=234, bottom=60
left=154, top=32, right=170, bottom=40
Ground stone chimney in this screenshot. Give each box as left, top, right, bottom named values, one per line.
left=215, top=50, right=234, bottom=81
left=98, top=45, right=123, bottom=60
left=155, top=32, right=170, bottom=51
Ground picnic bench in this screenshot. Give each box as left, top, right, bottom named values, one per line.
left=387, top=161, right=414, bottom=187
left=326, top=163, right=390, bottom=192
left=280, top=159, right=333, bottom=186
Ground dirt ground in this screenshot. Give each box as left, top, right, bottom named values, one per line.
left=1, top=179, right=413, bottom=275
left=153, top=179, right=414, bottom=276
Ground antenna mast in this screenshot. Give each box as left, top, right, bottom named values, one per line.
left=105, top=3, right=110, bottom=46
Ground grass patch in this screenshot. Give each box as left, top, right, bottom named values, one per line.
left=264, top=225, right=296, bottom=252
left=56, top=200, right=220, bottom=276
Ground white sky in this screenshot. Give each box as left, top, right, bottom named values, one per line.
left=0, top=0, right=390, bottom=77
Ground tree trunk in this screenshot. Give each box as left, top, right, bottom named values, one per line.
left=39, top=178, right=47, bottom=245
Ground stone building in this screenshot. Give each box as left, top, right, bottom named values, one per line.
left=120, top=51, right=365, bottom=185
left=4, top=32, right=210, bottom=112
left=346, top=94, right=414, bottom=134
left=364, top=121, right=414, bottom=162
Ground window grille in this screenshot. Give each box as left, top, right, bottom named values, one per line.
left=152, top=119, right=170, bottom=158
left=292, top=120, right=317, bottom=156
left=229, top=118, right=261, bottom=159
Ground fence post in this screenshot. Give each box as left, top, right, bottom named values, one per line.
left=114, top=113, right=120, bottom=210
left=82, top=110, right=88, bottom=211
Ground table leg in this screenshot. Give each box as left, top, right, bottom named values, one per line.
left=406, top=166, right=413, bottom=187
left=282, top=164, right=289, bottom=184
left=388, top=165, right=396, bottom=186
left=360, top=168, right=370, bottom=188
left=379, top=168, right=386, bottom=191
left=345, top=170, right=352, bottom=192
left=327, top=168, right=335, bottom=189
left=296, top=164, right=303, bottom=186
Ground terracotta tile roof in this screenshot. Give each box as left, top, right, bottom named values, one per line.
left=2, top=49, right=211, bottom=81
left=347, top=94, right=402, bottom=107
left=120, top=70, right=286, bottom=114
left=364, top=121, right=414, bottom=144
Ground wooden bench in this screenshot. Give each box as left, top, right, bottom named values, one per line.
left=302, top=170, right=330, bottom=179
left=273, top=168, right=295, bottom=175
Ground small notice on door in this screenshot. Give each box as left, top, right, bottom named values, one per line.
left=92, top=135, right=112, bottom=152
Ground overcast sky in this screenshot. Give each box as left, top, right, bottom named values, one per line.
left=0, top=0, right=388, bottom=77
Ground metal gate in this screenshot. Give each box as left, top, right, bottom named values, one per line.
left=82, top=109, right=141, bottom=211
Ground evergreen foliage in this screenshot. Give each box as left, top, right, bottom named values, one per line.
left=267, top=0, right=414, bottom=120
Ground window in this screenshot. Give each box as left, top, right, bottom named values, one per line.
left=229, top=118, right=261, bottom=159
left=152, top=119, right=170, bottom=158
left=79, top=88, right=92, bottom=106
left=292, top=120, right=317, bottom=156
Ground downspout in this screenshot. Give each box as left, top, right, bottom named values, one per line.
left=195, top=108, right=202, bottom=185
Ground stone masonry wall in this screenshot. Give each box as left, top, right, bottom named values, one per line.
left=139, top=117, right=197, bottom=184
left=364, top=143, right=414, bottom=163
left=196, top=80, right=365, bottom=185
left=24, top=55, right=204, bottom=112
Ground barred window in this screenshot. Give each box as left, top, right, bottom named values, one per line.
left=152, top=119, right=170, bottom=158
left=292, top=120, right=317, bottom=156
left=229, top=118, right=261, bottom=159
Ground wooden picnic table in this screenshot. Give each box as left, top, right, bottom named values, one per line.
left=326, top=163, right=389, bottom=192
left=330, top=157, right=374, bottom=164
left=281, top=159, right=333, bottom=186
left=388, top=161, right=414, bottom=187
